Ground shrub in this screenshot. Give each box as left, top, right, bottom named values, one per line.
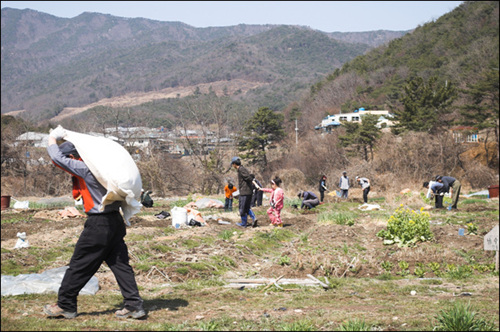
left=376, top=205, right=433, bottom=247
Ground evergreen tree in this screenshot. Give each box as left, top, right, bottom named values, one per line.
left=238, top=107, right=285, bottom=167
left=392, top=76, right=456, bottom=134
left=339, top=114, right=381, bottom=162
left=460, top=66, right=499, bottom=166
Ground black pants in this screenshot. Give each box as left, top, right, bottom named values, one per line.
left=319, top=190, right=325, bottom=202
left=363, top=187, right=370, bottom=203
left=57, top=211, right=143, bottom=313
left=251, top=191, right=263, bottom=207
left=435, top=194, right=444, bottom=208
left=238, top=195, right=253, bottom=224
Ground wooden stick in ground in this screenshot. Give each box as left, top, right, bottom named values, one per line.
left=340, top=257, right=357, bottom=278
left=307, top=274, right=329, bottom=289
left=261, top=275, right=284, bottom=292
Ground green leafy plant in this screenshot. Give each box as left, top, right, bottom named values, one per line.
left=433, top=301, right=497, bottom=331
left=414, top=266, right=426, bottom=278
left=279, top=255, right=291, bottom=266
left=381, top=261, right=393, bottom=272
left=428, top=262, right=442, bottom=277
left=376, top=205, right=433, bottom=247
left=446, top=264, right=473, bottom=280
left=398, top=260, right=410, bottom=276
left=466, top=223, right=478, bottom=235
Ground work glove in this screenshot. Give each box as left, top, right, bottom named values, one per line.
left=49, top=125, right=67, bottom=140
left=252, top=179, right=261, bottom=190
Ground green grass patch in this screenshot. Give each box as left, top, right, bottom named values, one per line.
left=150, top=244, right=174, bottom=253
left=218, top=229, right=234, bottom=240
left=338, top=318, right=373, bottom=331
left=433, top=301, right=497, bottom=331
left=181, top=238, right=201, bottom=249
left=318, top=211, right=355, bottom=226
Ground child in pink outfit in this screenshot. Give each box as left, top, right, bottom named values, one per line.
left=258, top=177, right=284, bottom=227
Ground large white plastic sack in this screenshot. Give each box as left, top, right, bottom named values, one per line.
left=12, top=199, right=29, bottom=209
left=14, top=232, right=29, bottom=249
left=1, top=266, right=99, bottom=296
left=61, top=126, right=142, bottom=225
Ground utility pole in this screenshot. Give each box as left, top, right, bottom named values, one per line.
left=295, top=119, right=298, bottom=146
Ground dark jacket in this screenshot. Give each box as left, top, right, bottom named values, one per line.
left=440, top=176, right=456, bottom=192
left=302, top=191, right=318, bottom=201
left=319, top=178, right=327, bottom=192
left=237, top=165, right=253, bottom=196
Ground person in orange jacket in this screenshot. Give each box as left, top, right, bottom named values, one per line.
left=224, top=181, right=237, bottom=212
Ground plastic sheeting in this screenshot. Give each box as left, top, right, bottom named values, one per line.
left=1, top=266, right=99, bottom=296
left=192, top=198, right=224, bottom=209
left=463, top=189, right=489, bottom=197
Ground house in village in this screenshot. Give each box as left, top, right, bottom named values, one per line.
left=450, top=126, right=482, bottom=143
left=314, top=108, right=395, bottom=132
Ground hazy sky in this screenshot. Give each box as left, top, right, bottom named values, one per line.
left=1, top=1, right=463, bottom=32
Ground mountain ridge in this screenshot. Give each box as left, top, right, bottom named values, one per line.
left=1, top=7, right=408, bottom=122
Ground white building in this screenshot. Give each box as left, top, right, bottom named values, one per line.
left=315, top=108, right=395, bottom=132
left=14, top=132, right=50, bottom=147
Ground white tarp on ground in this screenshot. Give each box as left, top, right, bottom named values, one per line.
left=463, top=190, right=490, bottom=197
left=358, top=203, right=382, bottom=211
left=1, top=266, right=99, bottom=296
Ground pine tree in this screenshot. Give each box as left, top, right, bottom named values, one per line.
left=237, top=107, right=285, bottom=167
left=339, top=114, right=381, bottom=162
left=393, top=76, right=456, bottom=134
left=460, top=66, right=499, bottom=167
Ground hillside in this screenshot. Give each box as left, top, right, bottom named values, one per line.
left=298, top=1, right=499, bottom=129
left=1, top=8, right=406, bottom=122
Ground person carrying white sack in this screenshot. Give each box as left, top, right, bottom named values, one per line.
left=43, top=126, right=146, bottom=320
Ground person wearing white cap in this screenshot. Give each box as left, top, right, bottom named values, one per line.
left=356, top=176, right=371, bottom=203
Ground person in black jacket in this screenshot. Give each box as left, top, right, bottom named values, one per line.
left=318, top=175, right=327, bottom=203
left=298, top=191, right=320, bottom=209
left=231, top=157, right=257, bottom=228
left=436, top=175, right=462, bottom=209
left=250, top=175, right=263, bottom=207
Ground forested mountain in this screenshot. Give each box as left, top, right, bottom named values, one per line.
left=1, top=7, right=406, bottom=123
left=297, top=1, right=499, bottom=132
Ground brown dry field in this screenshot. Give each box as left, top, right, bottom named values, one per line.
left=1, top=194, right=499, bottom=330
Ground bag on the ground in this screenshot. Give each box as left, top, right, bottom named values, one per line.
left=171, top=206, right=188, bottom=227
left=155, top=211, right=171, bottom=219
